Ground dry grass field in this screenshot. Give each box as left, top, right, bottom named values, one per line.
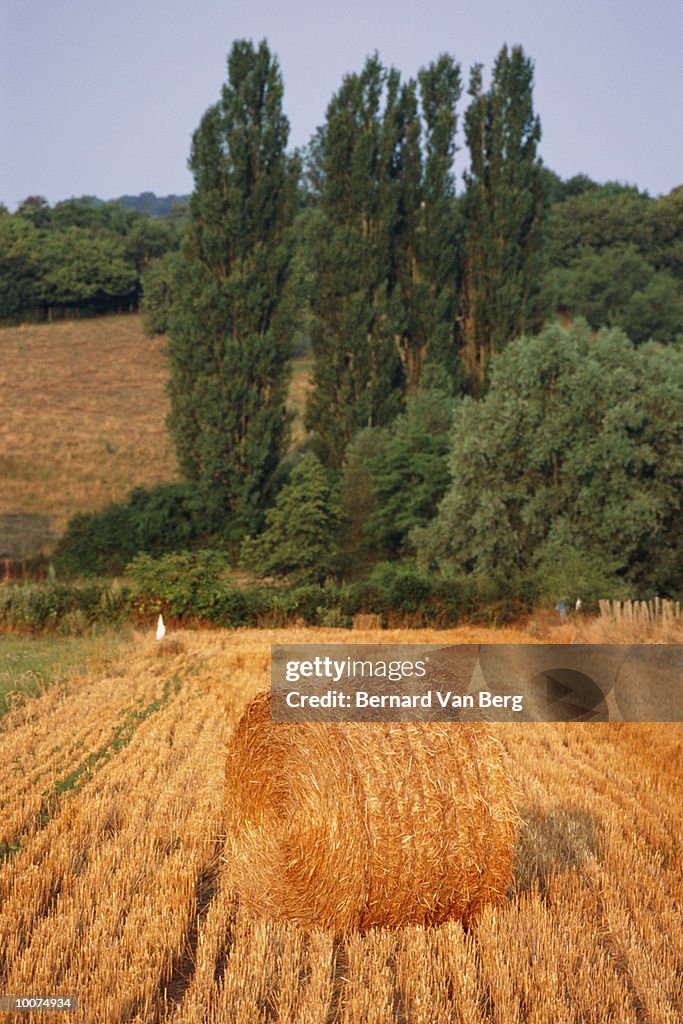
left=1, top=625, right=681, bottom=1023
left=0, top=316, right=179, bottom=550
left=0, top=315, right=313, bottom=556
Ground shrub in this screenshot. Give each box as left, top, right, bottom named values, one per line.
left=126, top=550, right=230, bottom=616
left=54, top=483, right=207, bottom=577
left=241, top=453, right=342, bottom=584
left=364, top=561, right=433, bottom=615
left=0, top=580, right=130, bottom=633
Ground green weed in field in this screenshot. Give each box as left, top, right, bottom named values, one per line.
left=0, top=631, right=131, bottom=717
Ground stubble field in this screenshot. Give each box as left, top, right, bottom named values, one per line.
left=1, top=626, right=681, bottom=1024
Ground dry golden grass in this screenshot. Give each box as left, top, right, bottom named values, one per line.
left=1, top=625, right=681, bottom=1023
left=581, top=604, right=683, bottom=645
left=0, top=316, right=179, bottom=545
left=0, top=316, right=313, bottom=555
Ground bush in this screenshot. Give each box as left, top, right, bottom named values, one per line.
left=0, top=580, right=130, bottom=633
left=54, top=483, right=207, bottom=577
left=127, top=550, right=230, bottom=615
left=140, top=251, right=181, bottom=335
left=54, top=505, right=137, bottom=577
left=364, top=562, right=433, bottom=615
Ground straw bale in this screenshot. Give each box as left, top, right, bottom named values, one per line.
left=224, top=691, right=517, bottom=932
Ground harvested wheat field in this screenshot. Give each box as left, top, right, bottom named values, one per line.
left=1, top=626, right=681, bottom=1023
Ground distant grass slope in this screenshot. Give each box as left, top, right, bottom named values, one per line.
left=0, top=314, right=312, bottom=558
left=0, top=315, right=179, bottom=553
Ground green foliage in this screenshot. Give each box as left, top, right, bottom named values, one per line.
left=459, top=45, right=547, bottom=391
left=411, top=56, right=464, bottom=386
left=546, top=187, right=653, bottom=262
left=363, top=561, right=432, bottom=614
left=305, top=53, right=463, bottom=464
left=304, top=56, right=406, bottom=464
left=530, top=522, right=633, bottom=605
left=121, top=549, right=519, bottom=628
left=127, top=550, right=287, bottom=626
left=0, top=581, right=130, bottom=634
left=128, top=550, right=232, bottom=617
left=117, top=193, right=190, bottom=218
left=54, top=484, right=206, bottom=576
left=122, top=215, right=179, bottom=274
left=0, top=195, right=181, bottom=323
left=550, top=245, right=683, bottom=344
left=545, top=189, right=683, bottom=344
left=241, top=453, right=342, bottom=583
left=416, top=321, right=683, bottom=599
left=15, top=195, right=52, bottom=227
left=0, top=215, right=43, bottom=319
left=339, top=427, right=389, bottom=577
left=340, top=388, right=455, bottom=566
left=140, top=252, right=181, bottom=335
left=364, top=389, right=455, bottom=555
left=55, top=504, right=136, bottom=577
left=40, top=227, right=138, bottom=312
left=167, top=39, right=299, bottom=529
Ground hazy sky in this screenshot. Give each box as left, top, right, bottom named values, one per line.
left=2, top=0, right=681, bottom=209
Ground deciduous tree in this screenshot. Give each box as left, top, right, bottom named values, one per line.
left=459, top=45, right=546, bottom=391
left=416, top=321, right=683, bottom=599
left=305, top=54, right=462, bottom=464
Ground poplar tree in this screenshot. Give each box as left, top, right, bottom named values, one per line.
left=305, top=54, right=462, bottom=464
left=459, top=45, right=546, bottom=392
left=304, top=56, right=406, bottom=466
left=400, top=56, right=462, bottom=388
left=167, top=40, right=298, bottom=534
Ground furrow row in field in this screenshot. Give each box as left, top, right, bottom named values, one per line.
left=0, top=645, right=192, bottom=852
left=2, top=680, right=228, bottom=1021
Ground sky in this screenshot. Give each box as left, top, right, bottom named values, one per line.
left=2, top=0, right=681, bottom=209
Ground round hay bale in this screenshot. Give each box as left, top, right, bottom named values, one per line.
left=224, top=691, right=518, bottom=932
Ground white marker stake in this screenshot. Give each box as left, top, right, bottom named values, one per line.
left=156, top=614, right=166, bottom=641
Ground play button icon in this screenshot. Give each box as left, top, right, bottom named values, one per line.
left=533, top=668, right=609, bottom=721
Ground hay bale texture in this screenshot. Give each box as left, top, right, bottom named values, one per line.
left=224, top=691, right=517, bottom=932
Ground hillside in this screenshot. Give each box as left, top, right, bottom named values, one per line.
left=0, top=316, right=178, bottom=558
left=0, top=314, right=312, bottom=560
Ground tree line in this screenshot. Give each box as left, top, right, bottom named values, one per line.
left=0, top=195, right=185, bottom=322
left=53, top=39, right=682, bottom=608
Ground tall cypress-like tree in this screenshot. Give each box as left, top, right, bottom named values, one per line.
left=304, top=56, right=406, bottom=467
left=459, top=45, right=546, bottom=392
left=399, top=56, right=462, bottom=389
left=305, top=54, right=461, bottom=465
left=167, top=40, right=298, bottom=534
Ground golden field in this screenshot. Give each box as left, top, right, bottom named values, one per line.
left=0, top=314, right=313, bottom=553
left=0, top=316, right=179, bottom=544
left=1, top=625, right=681, bottom=1023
